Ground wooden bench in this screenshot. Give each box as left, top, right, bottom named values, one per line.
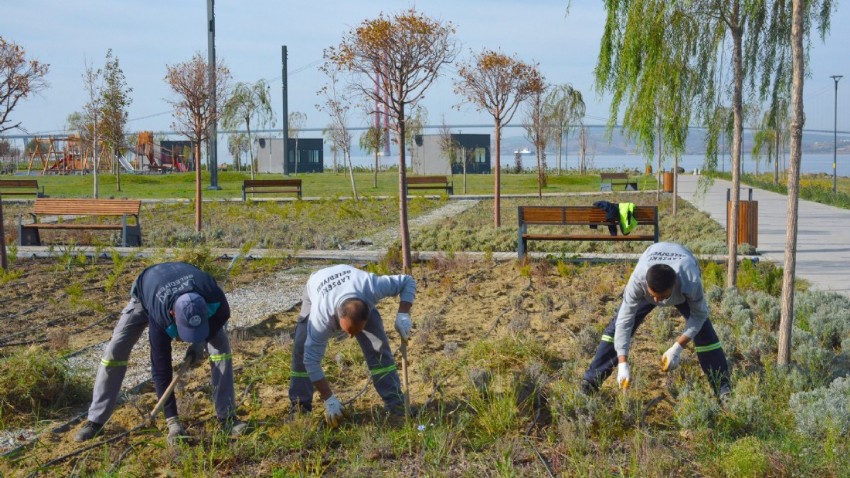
left=0, top=179, right=44, bottom=197
left=600, top=173, right=638, bottom=191
left=517, top=205, right=659, bottom=258
left=242, top=179, right=302, bottom=201
left=405, top=176, right=453, bottom=196
left=19, top=198, right=142, bottom=247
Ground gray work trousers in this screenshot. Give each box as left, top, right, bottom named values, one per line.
left=289, top=288, right=403, bottom=411
left=87, top=298, right=236, bottom=424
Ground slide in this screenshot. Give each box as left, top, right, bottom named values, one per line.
left=117, top=155, right=136, bottom=173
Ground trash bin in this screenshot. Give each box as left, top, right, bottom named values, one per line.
left=662, top=171, right=674, bottom=193
left=726, top=188, right=758, bottom=248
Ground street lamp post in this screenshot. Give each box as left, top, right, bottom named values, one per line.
left=830, top=75, right=842, bottom=193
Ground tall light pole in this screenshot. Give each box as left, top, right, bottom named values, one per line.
left=831, top=75, right=842, bottom=193
left=207, top=0, right=220, bottom=190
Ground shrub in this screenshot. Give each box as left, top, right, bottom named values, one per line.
left=0, top=347, right=90, bottom=424
left=791, top=328, right=834, bottom=386
left=789, top=376, right=850, bottom=438
left=718, top=436, right=771, bottom=478
left=674, top=384, right=720, bottom=430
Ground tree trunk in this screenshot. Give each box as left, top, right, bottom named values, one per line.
left=347, top=149, right=359, bottom=201
left=194, top=141, right=202, bottom=232
left=0, top=193, right=7, bottom=271
left=778, top=0, right=805, bottom=365
left=493, top=119, right=502, bottom=228
left=557, top=130, right=563, bottom=175
left=774, top=118, right=780, bottom=185
left=93, top=118, right=99, bottom=199
left=656, top=115, right=662, bottom=202
left=374, top=151, right=379, bottom=188
left=294, top=138, right=299, bottom=176
left=564, top=131, right=569, bottom=174
left=462, top=147, right=467, bottom=194
left=673, top=154, right=679, bottom=215
left=246, top=120, right=255, bottom=180
left=115, top=146, right=122, bottom=192
left=727, top=20, right=743, bottom=289
left=398, top=111, right=412, bottom=273
left=536, top=150, right=543, bottom=199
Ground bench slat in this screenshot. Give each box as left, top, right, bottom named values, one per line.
left=243, top=179, right=302, bottom=187
left=523, top=234, right=656, bottom=241
left=0, top=179, right=42, bottom=196
left=518, top=205, right=659, bottom=258
left=26, top=224, right=124, bottom=230
left=20, top=198, right=142, bottom=247
left=33, top=199, right=141, bottom=216
left=242, top=179, right=302, bottom=200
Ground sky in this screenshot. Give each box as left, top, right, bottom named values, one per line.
left=2, top=0, right=849, bottom=142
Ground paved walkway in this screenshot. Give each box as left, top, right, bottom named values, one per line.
left=677, top=174, right=850, bottom=297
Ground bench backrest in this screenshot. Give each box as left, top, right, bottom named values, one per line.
left=33, top=198, right=141, bottom=216
left=600, top=173, right=629, bottom=180
left=518, top=205, right=657, bottom=226
left=0, top=179, right=39, bottom=188
left=407, top=176, right=449, bottom=185
left=243, top=179, right=302, bottom=188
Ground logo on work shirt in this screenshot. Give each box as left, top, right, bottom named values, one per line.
left=316, top=269, right=352, bottom=296
left=155, top=275, right=196, bottom=304
left=647, top=251, right=686, bottom=262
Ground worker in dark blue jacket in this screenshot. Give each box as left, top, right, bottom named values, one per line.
left=74, top=262, right=247, bottom=444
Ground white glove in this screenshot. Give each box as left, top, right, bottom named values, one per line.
left=395, top=312, right=412, bottom=339
left=324, top=395, right=345, bottom=428
left=661, top=342, right=684, bottom=372
left=166, top=416, right=189, bottom=445
left=617, top=362, right=631, bottom=390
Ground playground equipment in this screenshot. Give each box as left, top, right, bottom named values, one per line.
left=26, top=135, right=115, bottom=175
left=25, top=133, right=192, bottom=175
left=129, top=132, right=189, bottom=173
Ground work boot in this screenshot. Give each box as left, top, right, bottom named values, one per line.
left=220, top=416, right=249, bottom=437
left=74, top=421, right=104, bottom=442
left=579, top=379, right=598, bottom=396
left=718, top=383, right=732, bottom=405
left=166, top=417, right=190, bottom=446
left=287, top=402, right=311, bottom=421
left=384, top=402, right=406, bottom=418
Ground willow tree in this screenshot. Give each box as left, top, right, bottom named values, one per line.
left=221, top=79, right=274, bottom=180
left=544, top=83, right=585, bottom=174
left=597, top=0, right=829, bottom=288
left=326, top=9, right=458, bottom=272
left=455, top=50, right=543, bottom=227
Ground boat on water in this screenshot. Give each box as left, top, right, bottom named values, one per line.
left=513, top=148, right=533, bottom=155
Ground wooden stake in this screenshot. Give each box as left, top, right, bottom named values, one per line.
left=400, top=338, right=411, bottom=418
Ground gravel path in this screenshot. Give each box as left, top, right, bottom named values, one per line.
left=350, top=199, right=480, bottom=249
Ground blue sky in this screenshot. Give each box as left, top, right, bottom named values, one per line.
left=2, top=0, right=848, bottom=139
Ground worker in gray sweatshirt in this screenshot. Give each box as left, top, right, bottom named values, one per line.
left=581, top=242, right=731, bottom=399
left=289, top=264, right=415, bottom=427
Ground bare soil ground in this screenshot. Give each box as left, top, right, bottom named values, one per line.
left=0, top=254, right=685, bottom=476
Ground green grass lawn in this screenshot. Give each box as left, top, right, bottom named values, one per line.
left=17, top=170, right=660, bottom=199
